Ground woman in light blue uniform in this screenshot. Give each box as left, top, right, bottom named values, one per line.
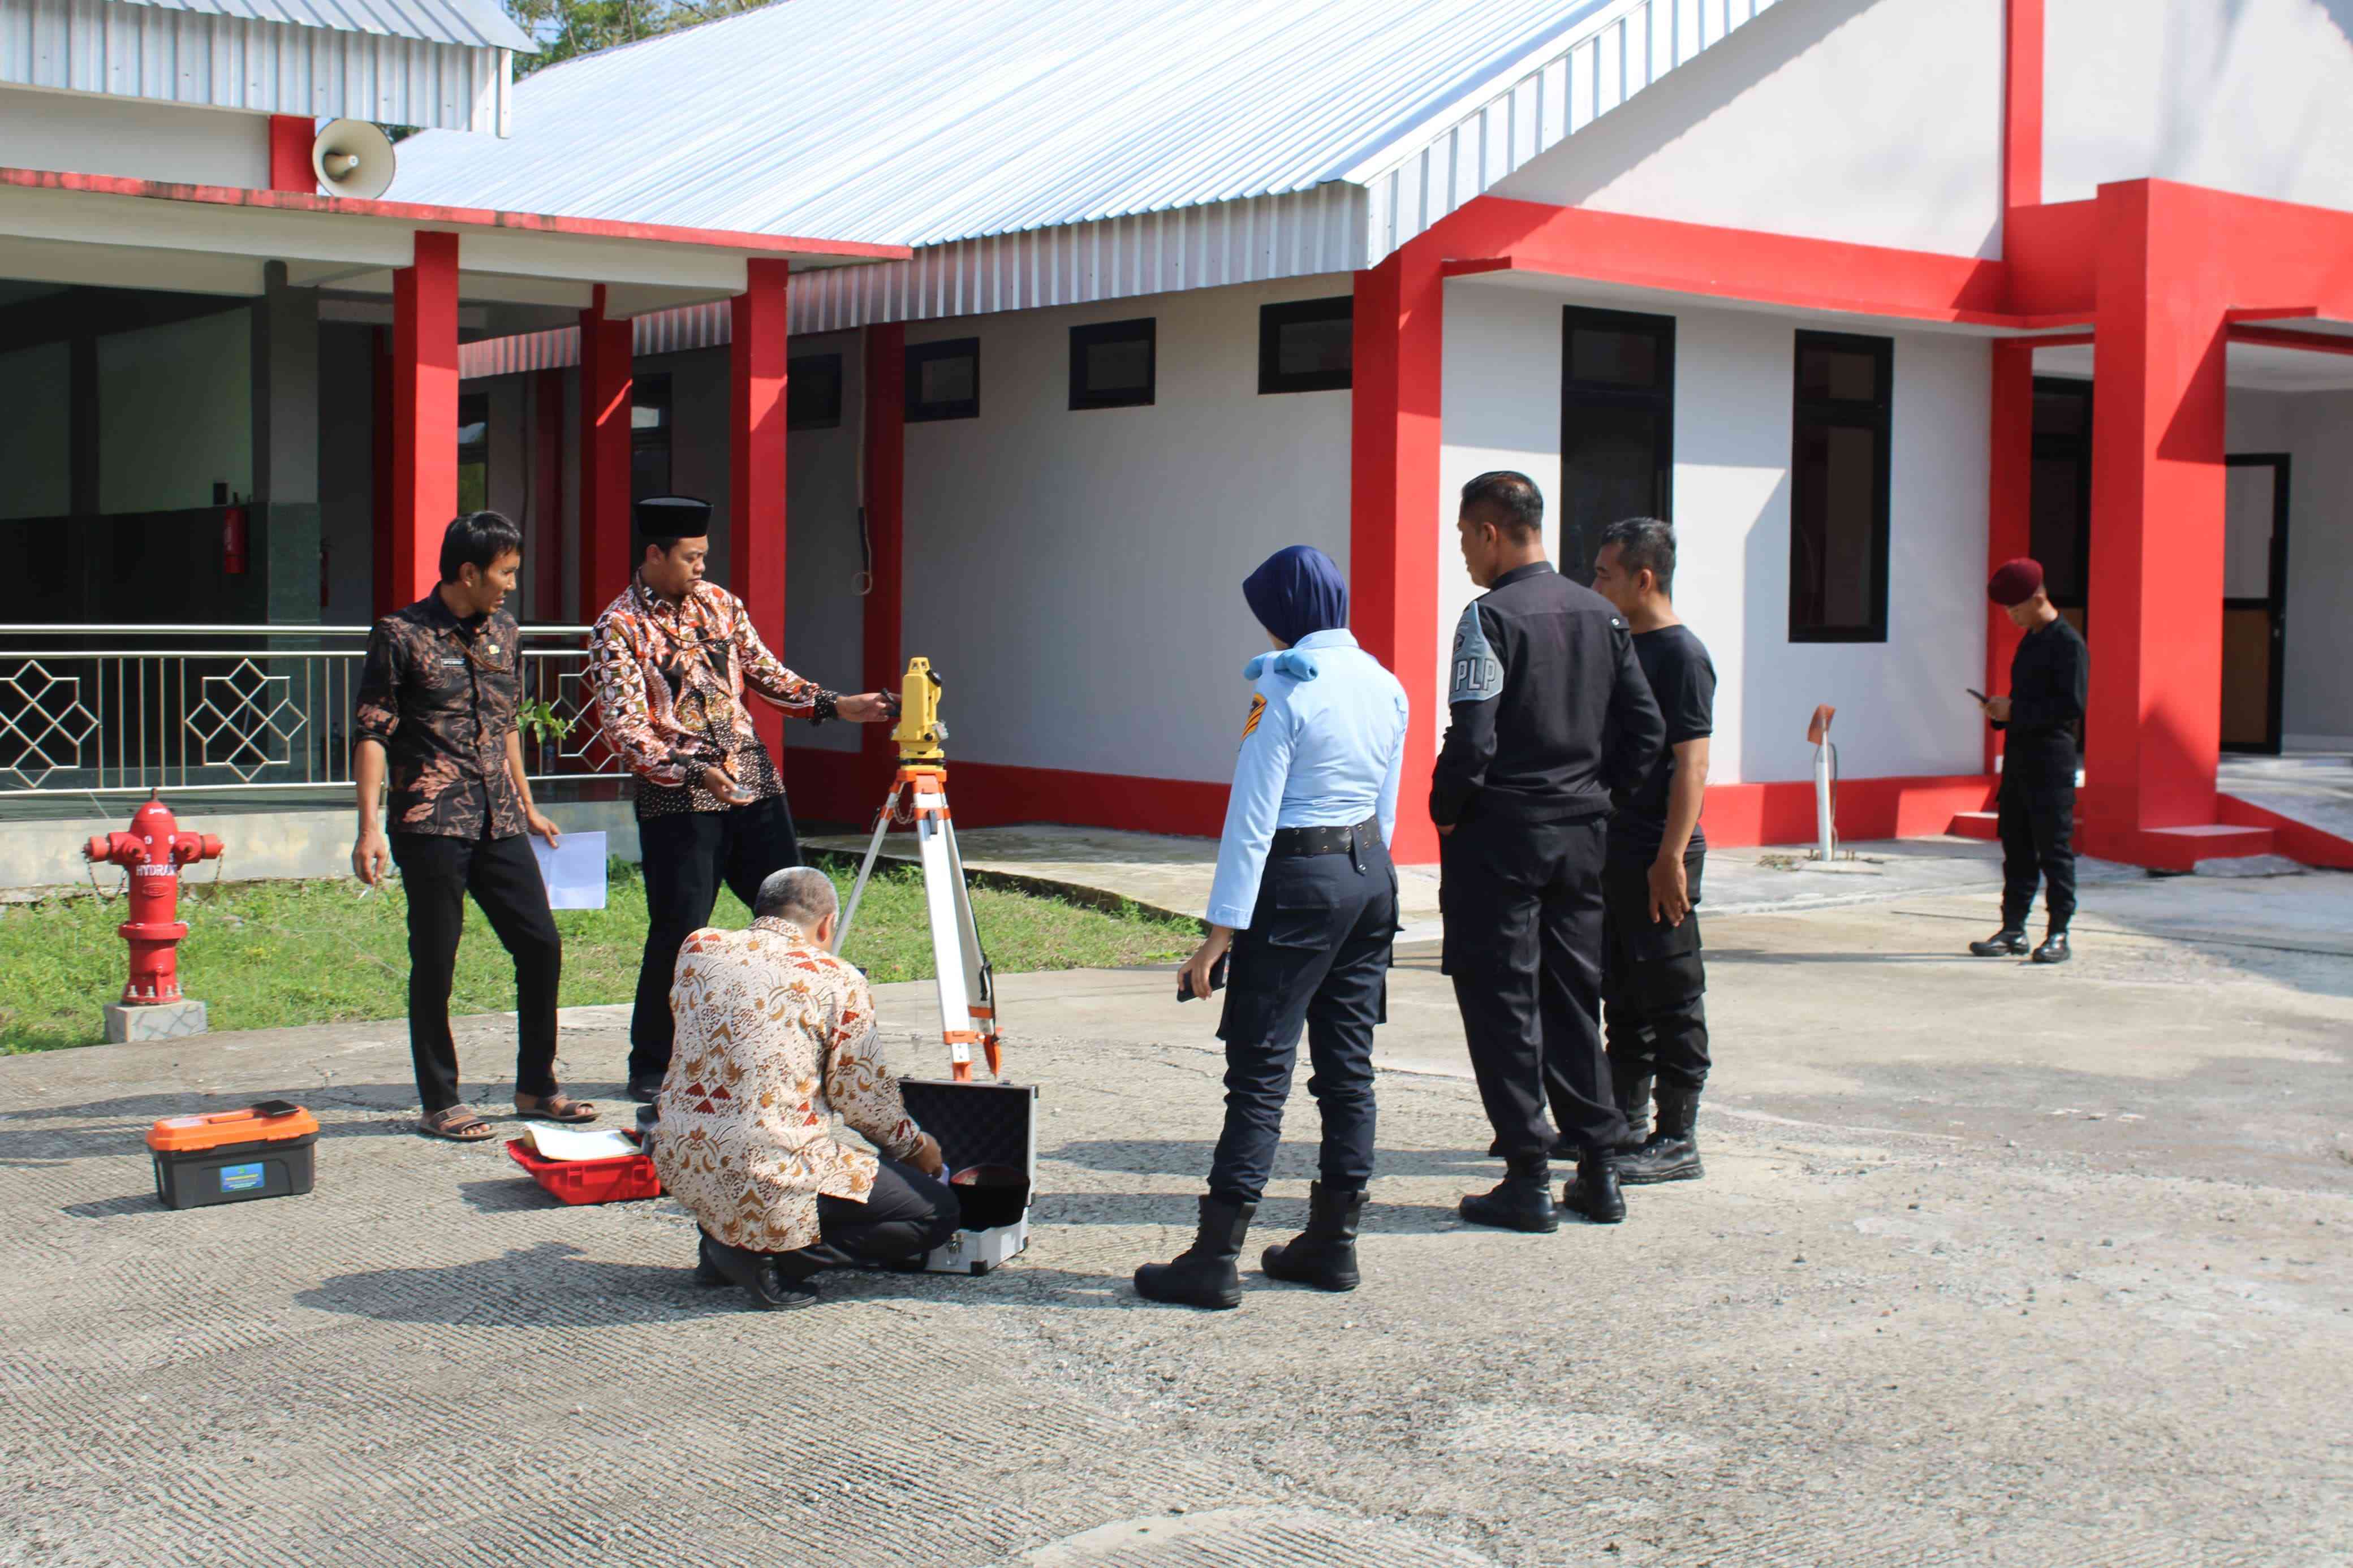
left=1136, top=546, right=1410, bottom=1311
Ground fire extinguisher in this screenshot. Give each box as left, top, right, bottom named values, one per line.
left=222, top=492, right=249, bottom=577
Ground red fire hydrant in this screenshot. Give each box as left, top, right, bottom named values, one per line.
left=84, top=796, right=223, bottom=1007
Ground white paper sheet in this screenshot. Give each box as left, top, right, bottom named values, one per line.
left=531, top=830, right=608, bottom=910
left=521, top=1124, right=640, bottom=1161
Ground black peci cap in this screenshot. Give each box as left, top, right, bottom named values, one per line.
left=635, top=495, right=713, bottom=538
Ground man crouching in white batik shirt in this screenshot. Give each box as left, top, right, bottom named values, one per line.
left=652, top=866, right=955, bottom=1308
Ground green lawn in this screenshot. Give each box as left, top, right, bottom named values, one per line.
left=0, top=859, right=1200, bottom=1053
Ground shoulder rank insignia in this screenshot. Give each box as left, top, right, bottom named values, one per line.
left=1450, top=603, right=1503, bottom=703
left=1241, top=693, right=1267, bottom=740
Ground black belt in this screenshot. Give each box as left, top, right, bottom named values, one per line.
left=1269, top=818, right=1380, bottom=858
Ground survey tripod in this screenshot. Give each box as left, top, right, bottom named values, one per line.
left=831, top=658, right=1005, bottom=1083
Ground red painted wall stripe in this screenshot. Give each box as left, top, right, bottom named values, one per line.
left=0, top=164, right=910, bottom=263
left=1985, top=339, right=2035, bottom=774
left=579, top=287, right=634, bottom=617
left=387, top=230, right=459, bottom=609
left=265, top=116, right=313, bottom=195
left=731, top=258, right=791, bottom=765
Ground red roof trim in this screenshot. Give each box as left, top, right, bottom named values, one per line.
left=0, top=165, right=911, bottom=263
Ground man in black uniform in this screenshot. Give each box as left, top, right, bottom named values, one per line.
left=1973, top=558, right=2088, bottom=965
left=1436, top=473, right=1665, bottom=1232
left=1591, top=518, right=1715, bottom=1185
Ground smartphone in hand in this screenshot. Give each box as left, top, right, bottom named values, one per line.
left=1177, top=952, right=1230, bottom=1003
left=1966, top=687, right=1989, bottom=704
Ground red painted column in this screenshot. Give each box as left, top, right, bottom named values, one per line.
left=2001, top=0, right=2044, bottom=214
left=531, top=369, right=565, bottom=621
left=2083, top=181, right=2228, bottom=851
left=579, top=287, right=635, bottom=617
left=388, top=230, right=459, bottom=608
left=1350, top=249, right=1444, bottom=865
left=1984, top=338, right=2036, bottom=774
left=267, top=115, right=314, bottom=193
left=861, top=321, right=907, bottom=801
left=731, top=258, right=791, bottom=766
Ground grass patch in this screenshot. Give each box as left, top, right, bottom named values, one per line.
left=0, top=860, right=1200, bottom=1054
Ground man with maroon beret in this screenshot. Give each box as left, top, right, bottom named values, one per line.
left=1972, top=558, right=2087, bottom=965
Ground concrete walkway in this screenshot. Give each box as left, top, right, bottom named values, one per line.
left=4, top=873, right=2350, bottom=1565
left=804, top=823, right=2161, bottom=940
left=2222, top=750, right=2353, bottom=843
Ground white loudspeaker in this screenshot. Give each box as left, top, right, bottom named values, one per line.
left=311, top=119, right=397, bottom=201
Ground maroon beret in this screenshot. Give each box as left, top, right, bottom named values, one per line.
left=1986, top=558, right=2045, bottom=607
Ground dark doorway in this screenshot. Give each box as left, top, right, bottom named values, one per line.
left=2029, top=377, right=2092, bottom=637
left=2221, top=453, right=2290, bottom=754
left=1559, top=306, right=1674, bottom=586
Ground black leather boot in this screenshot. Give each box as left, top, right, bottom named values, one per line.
left=693, top=1232, right=730, bottom=1287
left=1617, top=1072, right=1654, bottom=1150
left=1460, top=1156, right=1558, bottom=1233
left=1969, top=927, right=2029, bottom=956
left=1135, top=1196, right=1255, bottom=1310
left=700, top=1233, right=818, bottom=1309
left=1261, top=1182, right=1365, bottom=1291
left=1560, top=1150, right=1626, bottom=1224
left=1617, top=1086, right=1703, bottom=1185
left=2032, top=930, right=2071, bottom=964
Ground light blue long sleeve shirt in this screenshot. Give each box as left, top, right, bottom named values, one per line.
left=1205, top=628, right=1411, bottom=930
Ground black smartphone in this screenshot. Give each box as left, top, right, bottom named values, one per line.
left=1178, top=952, right=1230, bottom=1003
left=1966, top=687, right=1989, bottom=704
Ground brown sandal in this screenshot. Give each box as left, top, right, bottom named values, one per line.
left=514, top=1092, right=597, bottom=1125
left=420, top=1104, right=495, bottom=1142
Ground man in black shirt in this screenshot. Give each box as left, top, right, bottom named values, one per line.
left=1434, top=473, right=1666, bottom=1232
left=1973, top=558, right=2087, bottom=965
left=1591, top=518, right=1715, bottom=1186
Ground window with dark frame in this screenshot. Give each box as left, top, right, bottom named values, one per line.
left=631, top=373, right=674, bottom=500
left=1067, top=318, right=1155, bottom=411
left=1259, top=297, right=1353, bottom=394
left=456, top=392, right=490, bottom=514
left=788, top=352, right=844, bottom=430
left=906, top=338, right=980, bottom=422
left=1787, top=330, right=1894, bottom=642
left=2029, top=377, right=2092, bottom=618
left=1558, top=305, right=1675, bottom=588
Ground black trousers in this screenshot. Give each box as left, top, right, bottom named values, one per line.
left=1998, top=775, right=2078, bottom=933
left=631, top=794, right=802, bottom=1082
left=1442, top=813, right=1627, bottom=1159
left=1601, top=849, right=1710, bottom=1095
left=389, top=831, right=561, bottom=1116
left=1205, top=835, right=1397, bottom=1208
left=717, top=1155, right=961, bottom=1277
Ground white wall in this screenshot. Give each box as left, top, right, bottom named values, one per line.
left=0, top=87, right=270, bottom=188
left=1492, top=0, right=2006, bottom=259
left=902, top=278, right=1354, bottom=782
left=0, top=340, right=68, bottom=519
left=1440, top=282, right=1992, bottom=785
left=2045, top=0, right=2353, bottom=211
left=781, top=329, right=866, bottom=757
left=97, top=309, right=251, bottom=513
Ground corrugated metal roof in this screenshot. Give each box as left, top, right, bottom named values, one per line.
left=1, top=0, right=518, bottom=133
left=398, top=0, right=1773, bottom=248
left=110, top=0, right=534, bottom=53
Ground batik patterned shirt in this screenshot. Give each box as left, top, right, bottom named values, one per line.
left=351, top=595, right=525, bottom=840
left=652, top=917, right=925, bottom=1253
left=588, top=577, right=837, bottom=818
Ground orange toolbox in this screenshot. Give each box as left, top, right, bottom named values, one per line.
left=146, top=1100, right=318, bottom=1210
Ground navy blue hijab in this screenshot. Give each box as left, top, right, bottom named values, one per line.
left=1243, top=546, right=1348, bottom=647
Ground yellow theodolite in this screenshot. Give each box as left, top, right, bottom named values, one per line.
left=891, top=656, right=946, bottom=764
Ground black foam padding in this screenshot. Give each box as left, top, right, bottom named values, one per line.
left=899, top=1078, right=1034, bottom=1175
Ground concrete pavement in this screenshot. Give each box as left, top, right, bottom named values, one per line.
left=3, top=875, right=2350, bottom=1566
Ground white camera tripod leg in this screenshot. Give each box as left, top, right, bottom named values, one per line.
left=831, top=781, right=903, bottom=953
left=940, top=815, right=1001, bottom=1078
left=911, top=783, right=977, bottom=1078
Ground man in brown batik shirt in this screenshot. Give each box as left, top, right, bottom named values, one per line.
left=353, top=512, right=594, bottom=1142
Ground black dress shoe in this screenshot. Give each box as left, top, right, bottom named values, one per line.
left=1560, top=1151, right=1626, bottom=1224
left=2032, top=931, right=2071, bottom=965
left=1459, top=1167, right=1559, bottom=1233
left=693, top=1234, right=729, bottom=1287
left=1969, top=928, right=2029, bottom=957
left=699, top=1233, right=818, bottom=1309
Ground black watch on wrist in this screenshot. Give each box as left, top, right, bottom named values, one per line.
left=812, top=689, right=842, bottom=724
